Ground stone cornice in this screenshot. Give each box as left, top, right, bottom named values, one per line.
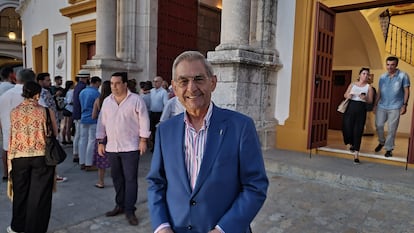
left=60, top=0, right=96, bottom=18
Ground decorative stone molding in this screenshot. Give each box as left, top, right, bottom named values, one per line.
left=60, top=0, right=96, bottom=18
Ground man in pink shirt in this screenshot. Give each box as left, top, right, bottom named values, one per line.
left=96, top=72, right=150, bottom=226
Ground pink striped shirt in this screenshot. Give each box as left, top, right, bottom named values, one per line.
left=184, top=103, right=213, bottom=190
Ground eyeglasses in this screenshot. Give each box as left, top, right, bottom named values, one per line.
left=175, top=75, right=208, bottom=88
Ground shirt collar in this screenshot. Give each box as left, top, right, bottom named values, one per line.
left=184, top=102, right=213, bottom=130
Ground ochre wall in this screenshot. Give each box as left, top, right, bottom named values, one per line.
left=276, top=0, right=317, bottom=152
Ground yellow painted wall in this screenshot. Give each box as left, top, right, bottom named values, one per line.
left=276, top=0, right=317, bottom=152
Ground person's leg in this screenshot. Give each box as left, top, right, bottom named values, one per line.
left=73, top=120, right=81, bottom=161
left=121, top=151, right=140, bottom=215
left=10, top=157, right=31, bottom=232
left=61, top=116, right=68, bottom=143
left=97, top=168, right=105, bottom=187
left=78, top=123, right=88, bottom=168
left=384, top=109, right=401, bottom=151
left=85, top=124, right=97, bottom=166
left=107, top=152, right=125, bottom=209
left=2, top=150, right=7, bottom=178
left=67, top=116, right=73, bottom=143
left=352, top=105, right=367, bottom=152
left=25, top=157, right=55, bottom=233
left=375, top=107, right=387, bottom=146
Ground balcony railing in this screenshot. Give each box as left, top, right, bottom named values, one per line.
left=386, top=23, right=414, bottom=66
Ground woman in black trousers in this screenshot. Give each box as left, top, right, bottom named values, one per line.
left=342, top=67, right=374, bottom=164
left=7, top=81, right=58, bottom=233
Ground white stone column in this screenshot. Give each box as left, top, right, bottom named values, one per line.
left=94, top=0, right=117, bottom=59
left=118, top=0, right=136, bottom=62
left=218, top=0, right=251, bottom=49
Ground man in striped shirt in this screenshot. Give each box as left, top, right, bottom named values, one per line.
left=147, top=51, right=269, bottom=233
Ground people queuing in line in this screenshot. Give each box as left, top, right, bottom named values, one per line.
left=342, top=67, right=374, bottom=164
left=61, top=80, right=75, bottom=145
left=374, top=56, right=410, bottom=158
left=78, top=76, right=102, bottom=171
left=96, top=71, right=150, bottom=226
left=92, top=80, right=112, bottom=188
left=0, top=66, right=16, bottom=181
left=147, top=50, right=269, bottom=233
left=72, top=69, right=90, bottom=163
left=7, top=81, right=58, bottom=233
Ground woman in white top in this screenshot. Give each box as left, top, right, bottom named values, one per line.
left=342, top=67, right=374, bottom=164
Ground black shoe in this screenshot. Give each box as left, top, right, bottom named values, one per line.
left=105, top=206, right=124, bottom=217
left=354, top=158, right=360, bottom=164
left=126, top=213, right=138, bottom=225
left=385, top=150, right=393, bottom=157
left=73, top=157, right=79, bottom=163
left=374, top=144, right=384, bottom=152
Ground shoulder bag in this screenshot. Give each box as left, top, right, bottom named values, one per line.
left=45, top=107, right=67, bottom=166
left=337, top=99, right=349, bottom=113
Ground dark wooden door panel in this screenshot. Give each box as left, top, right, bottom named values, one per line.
left=157, top=0, right=198, bottom=83
left=308, top=2, right=336, bottom=149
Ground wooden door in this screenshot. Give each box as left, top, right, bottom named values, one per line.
left=329, top=70, right=352, bottom=130
left=157, top=0, right=198, bottom=83
left=307, top=2, right=336, bottom=149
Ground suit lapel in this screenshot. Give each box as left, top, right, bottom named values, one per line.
left=192, top=106, right=226, bottom=195
left=170, top=115, right=192, bottom=194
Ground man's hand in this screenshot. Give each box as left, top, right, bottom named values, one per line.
left=401, top=105, right=407, bottom=115
left=139, top=140, right=147, bottom=155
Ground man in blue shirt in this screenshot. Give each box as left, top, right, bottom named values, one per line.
left=72, top=70, right=90, bottom=163
left=79, top=76, right=101, bottom=170
left=374, top=56, right=410, bottom=157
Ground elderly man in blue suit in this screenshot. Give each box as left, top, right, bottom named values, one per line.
left=147, top=51, right=269, bottom=233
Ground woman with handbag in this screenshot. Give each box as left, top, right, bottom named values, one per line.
left=7, top=81, right=58, bottom=233
left=342, top=67, right=374, bottom=164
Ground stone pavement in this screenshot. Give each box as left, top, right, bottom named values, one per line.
left=1, top=146, right=414, bottom=232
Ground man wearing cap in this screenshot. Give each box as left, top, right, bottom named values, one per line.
left=72, top=69, right=90, bottom=163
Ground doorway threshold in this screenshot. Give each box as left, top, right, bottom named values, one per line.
left=318, top=146, right=406, bottom=163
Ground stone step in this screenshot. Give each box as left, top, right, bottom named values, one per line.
left=263, top=149, right=414, bottom=201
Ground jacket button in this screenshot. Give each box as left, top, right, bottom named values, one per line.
left=187, top=225, right=192, bottom=230
left=190, top=200, right=196, bottom=206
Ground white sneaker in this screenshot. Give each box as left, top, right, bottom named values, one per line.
left=6, top=226, right=19, bottom=233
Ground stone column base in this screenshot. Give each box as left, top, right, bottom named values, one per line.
left=83, top=58, right=143, bottom=81
left=207, top=48, right=281, bottom=150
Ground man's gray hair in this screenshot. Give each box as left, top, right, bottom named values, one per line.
left=16, top=69, right=35, bottom=84
left=172, top=51, right=214, bottom=80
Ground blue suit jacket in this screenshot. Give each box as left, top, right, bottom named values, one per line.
left=147, top=105, right=269, bottom=233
